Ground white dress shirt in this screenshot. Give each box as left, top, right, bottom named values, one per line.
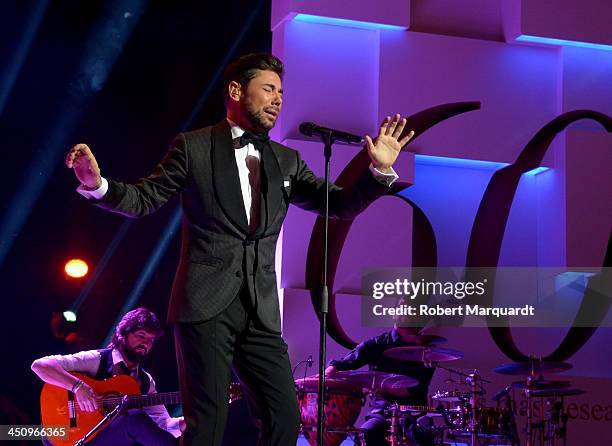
left=43, top=349, right=183, bottom=438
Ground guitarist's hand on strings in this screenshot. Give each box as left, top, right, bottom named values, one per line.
left=75, top=382, right=100, bottom=412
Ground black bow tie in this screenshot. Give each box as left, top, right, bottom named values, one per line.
left=240, top=131, right=270, bottom=150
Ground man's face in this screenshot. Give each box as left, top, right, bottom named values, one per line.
left=236, top=69, right=283, bottom=132
left=123, top=329, right=156, bottom=363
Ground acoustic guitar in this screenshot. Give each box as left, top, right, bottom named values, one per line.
left=40, top=372, right=241, bottom=446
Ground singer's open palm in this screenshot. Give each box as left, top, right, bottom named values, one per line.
left=365, top=114, right=414, bottom=171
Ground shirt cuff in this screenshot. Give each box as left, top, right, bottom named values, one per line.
left=166, top=417, right=183, bottom=438
left=369, top=164, right=399, bottom=187
left=77, top=177, right=108, bottom=199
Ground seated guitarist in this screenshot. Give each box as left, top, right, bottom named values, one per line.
left=31, top=307, right=185, bottom=445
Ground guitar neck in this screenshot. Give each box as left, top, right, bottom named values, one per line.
left=102, top=392, right=181, bottom=411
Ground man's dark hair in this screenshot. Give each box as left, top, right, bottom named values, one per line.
left=223, top=53, right=284, bottom=104
left=109, top=307, right=163, bottom=349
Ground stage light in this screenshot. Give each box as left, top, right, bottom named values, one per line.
left=524, top=166, right=550, bottom=176
left=415, top=154, right=551, bottom=176
left=63, top=310, right=77, bottom=322
left=65, top=258, right=89, bottom=278
left=293, top=14, right=407, bottom=31
left=516, top=35, right=612, bottom=52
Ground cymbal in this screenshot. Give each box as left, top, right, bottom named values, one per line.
left=384, top=347, right=464, bottom=363
left=431, top=390, right=482, bottom=402
left=398, top=334, right=447, bottom=346
left=494, top=361, right=572, bottom=376
left=529, top=388, right=586, bottom=398
left=511, top=379, right=571, bottom=390
left=376, top=373, right=420, bottom=398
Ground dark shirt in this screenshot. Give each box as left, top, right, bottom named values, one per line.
left=329, top=329, right=435, bottom=406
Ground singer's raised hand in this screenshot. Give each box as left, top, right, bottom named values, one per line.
left=365, top=114, right=414, bottom=173
left=66, top=143, right=102, bottom=190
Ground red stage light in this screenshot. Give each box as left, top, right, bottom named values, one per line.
left=65, top=259, right=89, bottom=278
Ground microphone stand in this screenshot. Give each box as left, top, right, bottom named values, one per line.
left=316, top=130, right=334, bottom=446
left=74, top=395, right=128, bottom=446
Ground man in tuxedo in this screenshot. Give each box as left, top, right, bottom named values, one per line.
left=65, top=53, right=413, bottom=446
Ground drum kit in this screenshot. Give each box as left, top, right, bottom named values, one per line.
left=493, top=360, right=585, bottom=446
left=288, top=336, right=585, bottom=446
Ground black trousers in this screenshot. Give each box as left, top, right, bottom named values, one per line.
left=89, top=410, right=178, bottom=446
left=174, top=289, right=300, bottom=446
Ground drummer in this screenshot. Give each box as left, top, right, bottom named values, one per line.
left=326, top=324, right=436, bottom=446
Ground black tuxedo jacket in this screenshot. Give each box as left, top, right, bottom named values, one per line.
left=95, top=120, right=388, bottom=332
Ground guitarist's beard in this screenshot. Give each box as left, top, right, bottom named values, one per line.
left=121, top=343, right=148, bottom=364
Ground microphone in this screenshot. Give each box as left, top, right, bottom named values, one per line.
left=299, top=122, right=363, bottom=145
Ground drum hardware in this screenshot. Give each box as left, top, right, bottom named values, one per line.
left=384, top=403, right=448, bottom=446
left=428, top=367, right=519, bottom=445
left=292, top=354, right=314, bottom=382
left=522, top=386, right=583, bottom=446
left=467, top=371, right=482, bottom=446
left=495, top=357, right=572, bottom=446
left=494, top=358, right=584, bottom=446
left=432, top=390, right=477, bottom=403
left=492, top=385, right=520, bottom=446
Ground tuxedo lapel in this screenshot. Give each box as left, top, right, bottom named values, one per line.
left=211, top=120, right=249, bottom=234
left=255, top=141, right=283, bottom=237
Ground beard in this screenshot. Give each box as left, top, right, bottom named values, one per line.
left=243, top=99, right=276, bottom=133
left=121, top=343, right=148, bottom=364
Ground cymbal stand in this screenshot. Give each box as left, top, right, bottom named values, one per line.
left=497, top=387, right=520, bottom=446
left=388, top=403, right=400, bottom=446
left=560, top=401, right=568, bottom=446
left=437, top=365, right=491, bottom=387
left=525, top=379, right=534, bottom=446
left=525, top=374, right=545, bottom=446
left=540, top=392, right=545, bottom=445
left=467, top=371, right=481, bottom=446
left=545, top=398, right=568, bottom=446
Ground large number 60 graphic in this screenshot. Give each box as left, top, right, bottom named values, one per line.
left=305, top=104, right=612, bottom=362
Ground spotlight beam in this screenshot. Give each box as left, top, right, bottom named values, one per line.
left=103, top=208, right=181, bottom=346
left=0, top=0, right=49, bottom=117
left=0, top=0, right=147, bottom=269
